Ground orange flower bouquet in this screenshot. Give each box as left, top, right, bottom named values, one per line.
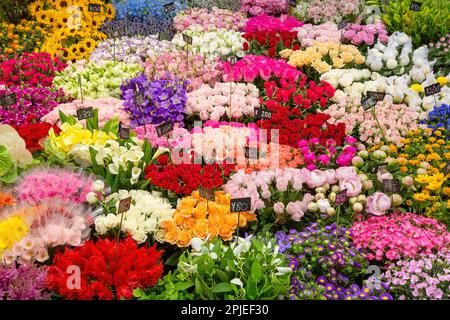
left=160, top=191, right=257, bottom=247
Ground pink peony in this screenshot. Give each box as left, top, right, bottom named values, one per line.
left=366, top=192, right=391, bottom=216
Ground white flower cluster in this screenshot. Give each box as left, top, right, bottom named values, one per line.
left=172, top=26, right=245, bottom=59
left=365, top=32, right=412, bottom=73
left=71, top=138, right=144, bottom=184
left=94, top=190, right=174, bottom=244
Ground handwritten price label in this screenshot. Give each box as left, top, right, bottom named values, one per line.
left=156, top=121, right=173, bottom=137
left=118, top=123, right=130, bottom=139
left=367, top=91, right=386, bottom=102
left=361, top=96, right=377, bottom=110
left=199, top=187, right=215, bottom=202
left=134, top=91, right=145, bottom=105
left=383, top=179, right=400, bottom=193
left=88, top=3, right=101, bottom=12
left=371, top=164, right=386, bottom=174
left=288, top=0, right=297, bottom=7
left=424, top=83, right=441, bottom=97
left=409, top=1, right=422, bottom=11
left=163, top=2, right=176, bottom=14
left=338, top=20, right=348, bottom=30
left=76, top=107, right=94, bottom=120
left=244, top=146, right=259, bottom=159
left=118, top=197, right=132, bottom=214
left=230, top=197, right=251, bottom=213
left=335, top=189, right=348, bottom=205
left=0, top=93, right=17, bottom=109
left=182, top=33, right=193, bottom=45
left=254, top=108, right=273, bottom=120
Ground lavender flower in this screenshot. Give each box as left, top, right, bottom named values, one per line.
left=120, top=73, right=188, bottom=128
left=0, top=264, right=49, bottom=300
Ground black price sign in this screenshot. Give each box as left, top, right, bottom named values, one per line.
left=338, top=20, right=348, bottom=30
left=424, top=83, right=441, bottom=97
left=361, top=96, right=376, bottom=110
left=383, top=179, right=400, bottom=193
left=244, top=146, right=259, bottom=159
left=367, top=91, right=386, bottom=102
left=335, top=189, right=347, bottom=205
left=230, top=197, right=251, bottom=213
left=156, top=121, right=173, bottom=137
left=88, top=3, right=102, bottom=12
left=118, top=197, right=132, bottom=213
left=228, top=56, right=237, bottom=65
left=0, top=93, right=17, bottom=108
left=409, top=1, right=422, bottom=11
left=118, top=123, right=130, bottom=139
left=134, top=91, right=145, bottom=105
left=199, top=187, right=215, bottom=202
left=163, top=2, right=176, bottom=14
left=371, top=164, right=386, bottom=174
left=182, top=33, right=193, bottom=45
left=288, top=0, right=296, bottom=7
left=444, top=162, right=450, bottom=175
left=254, top=108, right=273, bottom=120
left=76, top=107, right=94, bottom=120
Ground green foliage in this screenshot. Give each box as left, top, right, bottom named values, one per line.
left=382, top=0, right=450, bottom=47
left=0, top=145, right=17, bottom=184
left=0, top=0, right=33, bottom=23
left=136, top=235, right=292, bottom=300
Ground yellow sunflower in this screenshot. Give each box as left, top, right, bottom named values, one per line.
left=54, top=0, right=71, bottom=11
left=105, top=4, right=116, bottom=20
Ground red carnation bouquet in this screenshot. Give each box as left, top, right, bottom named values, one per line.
left=243, top=30, right=301, bottom=58
left=145, top=154, right=234, bottom=196
left=0, top=52, right=66, bottom=88
left=14, top=122, right=61, bottom=152
left=46, top=237, right=164, bottom=300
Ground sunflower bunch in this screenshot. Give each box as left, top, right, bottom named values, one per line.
left=0, top=20, right=47, bottom=58
left=28, top=0, right=115, bottom=62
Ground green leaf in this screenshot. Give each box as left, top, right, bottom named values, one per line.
left=86, top=108, right=99, bottom=131
left=173, top=281, right=194, bottom=292
left=102, top=117, right=119, bottom=134
left=251, top=260, right=263, bottom=282
left=58, top=110, right=77, bottom=125
left=212, top=282, right=233, bottom=293
left=245, top=278, right=258, bottom=299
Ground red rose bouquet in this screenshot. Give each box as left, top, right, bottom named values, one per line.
left=144, top=154, right=234, bottom=196
left=14, top=122, right=61, bottom=152
left=0, top=52, right=66, bottom=88
left=243, top=30, right=301, bottom=58
left=46, top=237, right=164, bottom=300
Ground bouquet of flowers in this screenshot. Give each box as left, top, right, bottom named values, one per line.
left=174, top=7, right=247, bottom=32
left=186, top=82, right=260, bottom=121
left=46, top=237, right=164, bottom=300
left=121, top=74, right=188, bottom=128
left=0, top=86, right=66, bottom=126
left=244, top=14, right=303, bottom=33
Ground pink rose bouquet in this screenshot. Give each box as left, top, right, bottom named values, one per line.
left=186, top=82, right=261, bottom=121
left=324, top=99, right=424, bottom=146
left=293, top=0, right=361, bottom=24
left=221, top=54, right=302, bottom=86
left=143, top=50, right=223, bottom=90
left=174, top=7, right=247, bottom=32
left=41, top=98, right=130, bottom=128
left=244, top=14, right=304, bottom=33
left=294, top=22, right=342, bottom=47
left=240, top=0, right=288, bottom=17
left=14, top=167, right=94, bottom=205
left=343, top=22, right=389, bottom=46
left=352, top=212, right=450, bottom=262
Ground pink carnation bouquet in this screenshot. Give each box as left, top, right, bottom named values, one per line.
left=174, top=7, right=247, bottom=32
left=240, top=0, right=288, bottom=17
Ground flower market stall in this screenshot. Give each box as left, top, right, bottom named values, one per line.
left=0, top=0, right=449, bottom=301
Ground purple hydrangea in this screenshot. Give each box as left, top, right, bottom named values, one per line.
left=120, top=73, right=188, bottom=128
left=0, top=264, right=50, bottom=300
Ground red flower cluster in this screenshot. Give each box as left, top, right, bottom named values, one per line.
left=46, top=237, right=164, bottom=300
left=258, top=100, right=346, bottom=147
left=14, top=122, right=61, bottom=152
left=243, top=30, right=301, bottom=57
left=262, top=75, right=335, bottom=113
left=0, top=52, right=66, bottom=87
left=145, top=155, right=234, bottom=195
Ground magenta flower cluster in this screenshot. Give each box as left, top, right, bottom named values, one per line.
left=0, top=264, right=49, bottom=300
left=351, top=212, right=450, bottom=261
left=0, top=86, right=66, bottom=126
